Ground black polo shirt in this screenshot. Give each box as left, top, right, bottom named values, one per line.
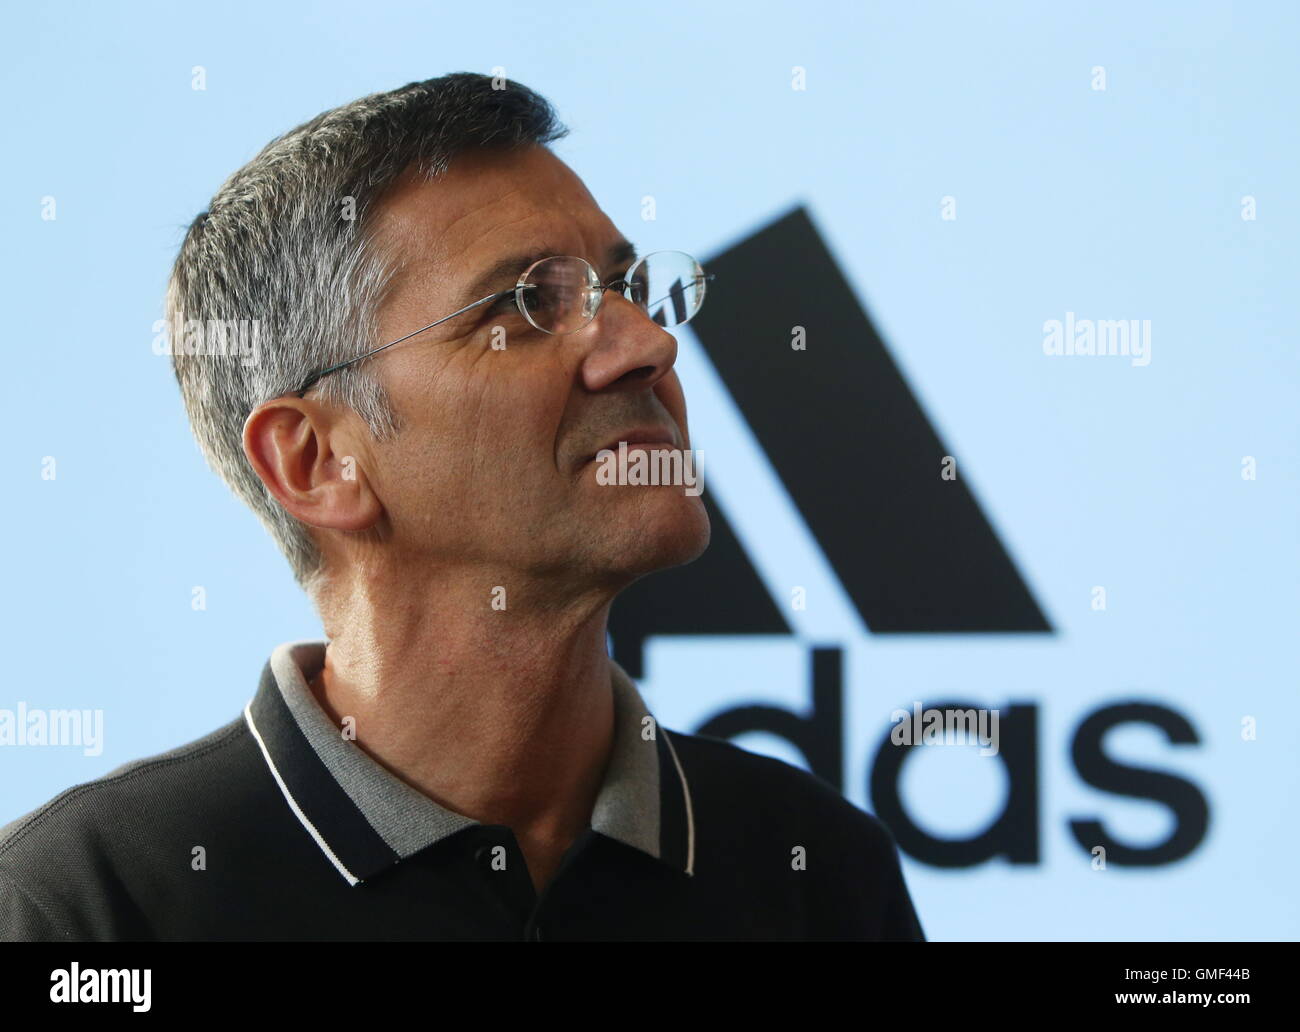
left=0, top=641, right=925, bottom=941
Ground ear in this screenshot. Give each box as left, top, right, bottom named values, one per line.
left=241, top=397, right=383, bottom=533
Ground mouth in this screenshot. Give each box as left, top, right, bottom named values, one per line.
left=583, top=426, right=681, bottom=466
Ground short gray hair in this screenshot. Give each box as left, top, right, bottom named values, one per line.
left=166, top=72, right=568, bottom=596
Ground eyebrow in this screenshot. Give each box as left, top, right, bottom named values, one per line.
left=459, top=238, right=639, bottom=307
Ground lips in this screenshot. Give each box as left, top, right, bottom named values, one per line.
left=584, top=426, right=680, bottom=466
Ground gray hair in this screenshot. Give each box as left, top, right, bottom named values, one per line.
left=165, top=72, right=568, bottom=597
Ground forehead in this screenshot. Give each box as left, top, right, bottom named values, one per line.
left=370, top=146, right=623, bottom=300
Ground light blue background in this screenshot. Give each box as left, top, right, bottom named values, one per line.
left=1, top=0, right=1295, bottom=941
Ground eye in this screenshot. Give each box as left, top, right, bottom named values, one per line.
left=481, top=288, right=544, bottom=338
left=615, top=267, right=649, bottom=305
left=486, top=289, right=530, bottom=326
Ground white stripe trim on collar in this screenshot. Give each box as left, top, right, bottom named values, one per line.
left=243, top=699, right=362, bottom=887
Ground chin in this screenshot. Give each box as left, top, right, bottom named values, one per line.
left=599, top=489, right=711, bottom=582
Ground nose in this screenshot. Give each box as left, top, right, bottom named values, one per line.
left=576, top=289, right=679, bottom=393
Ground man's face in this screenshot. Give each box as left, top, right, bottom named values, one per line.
left=352, top=145, right=710, bottom=588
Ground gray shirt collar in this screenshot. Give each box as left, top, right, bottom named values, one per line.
left=265, top=639, right=666, bottom=872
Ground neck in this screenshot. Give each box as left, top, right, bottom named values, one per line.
left=309, top=562, right=620, bottom=872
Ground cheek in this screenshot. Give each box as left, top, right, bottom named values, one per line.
left=398, top=354, right=570, bottom=489
left=372, top=362, right=489, bottom=494
left=476, top=349, right=574, bottom=439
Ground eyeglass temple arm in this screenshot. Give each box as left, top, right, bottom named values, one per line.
left=294, top=270, right=713, bottom=397
left=294, top=288, right=518, bottom=396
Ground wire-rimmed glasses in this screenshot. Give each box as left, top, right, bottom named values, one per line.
left=294, top=249, right=712, bottom=397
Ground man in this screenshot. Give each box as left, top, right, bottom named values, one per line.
left=0, top=73, right=924, bottom=941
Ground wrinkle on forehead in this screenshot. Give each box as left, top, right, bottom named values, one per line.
left=368, top=146, right=618, bottom=320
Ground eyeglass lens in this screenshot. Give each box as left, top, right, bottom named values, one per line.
left=518, top=251, right=707, bottom=335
